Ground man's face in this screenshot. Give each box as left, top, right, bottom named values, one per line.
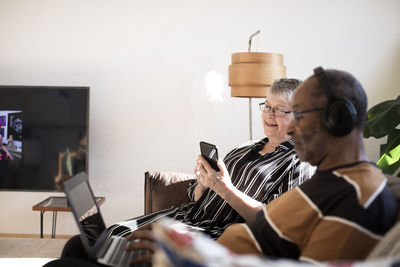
left=288, top=78, right=327, bottom=166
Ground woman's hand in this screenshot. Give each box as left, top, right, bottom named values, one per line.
left=197, top=156, right=234, bottom=199
left=195, top=159, right=209, bottom=189
left=193, top=159, right=210, bottom=201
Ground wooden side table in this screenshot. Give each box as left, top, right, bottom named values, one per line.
left=32, top=196, right=105, bottom=238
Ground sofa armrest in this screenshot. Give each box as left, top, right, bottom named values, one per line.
left=144, top=171, right=196, bottom=214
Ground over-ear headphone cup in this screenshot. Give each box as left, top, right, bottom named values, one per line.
left=323, top=98, right=357, bottom=136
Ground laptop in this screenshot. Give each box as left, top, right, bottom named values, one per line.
left=64, top=172, right=146, bottom=267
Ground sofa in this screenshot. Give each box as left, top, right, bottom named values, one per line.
left=144, top=170, right=400, bottom=261
left=144, top=170, right=400, bottom=217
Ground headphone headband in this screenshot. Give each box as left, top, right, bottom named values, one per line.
left=313, top=66, right=334, bottom=101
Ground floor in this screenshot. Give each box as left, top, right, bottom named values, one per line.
left=0, top=237, right=68, bottom=266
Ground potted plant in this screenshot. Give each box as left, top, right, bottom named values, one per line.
left=364, top=95, right=400, bottom=176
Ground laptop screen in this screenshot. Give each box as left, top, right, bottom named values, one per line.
left=66, top=173, right=106, bottom=246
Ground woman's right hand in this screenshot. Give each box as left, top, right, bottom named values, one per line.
left=195, top=158, right=209, bottom=189
left=193, top=158, right=208, bottom=200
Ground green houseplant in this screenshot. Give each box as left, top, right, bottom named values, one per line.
left=364, top=95, right=400, bottom=176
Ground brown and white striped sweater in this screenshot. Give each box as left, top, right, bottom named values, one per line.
left=217, top=162, right=398, bottom=262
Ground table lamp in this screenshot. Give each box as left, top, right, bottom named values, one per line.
left=228, top=31, right=286, bottom=139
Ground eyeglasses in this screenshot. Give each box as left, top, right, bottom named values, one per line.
left=292, top=107, right=323, bottom=123
left=259, top=103, right=292, bottom=117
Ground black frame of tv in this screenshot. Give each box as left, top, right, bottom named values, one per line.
left=0, top=85, right=90, bottom=191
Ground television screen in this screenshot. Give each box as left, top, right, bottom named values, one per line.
left=0, top=86, right=89, bottom=191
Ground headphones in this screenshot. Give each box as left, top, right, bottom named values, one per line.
left=313, top=67, right=357, bottom=136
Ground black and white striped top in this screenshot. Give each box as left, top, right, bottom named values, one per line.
left=108, top=138, right=315, bottom=239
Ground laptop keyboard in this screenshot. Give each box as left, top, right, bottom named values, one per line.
left=97, top=237, right=113, bottom=259
left=98, top=236, right=149, bottom=267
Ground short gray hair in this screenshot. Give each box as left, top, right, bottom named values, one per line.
left=268, top=78, right=302, bottom=101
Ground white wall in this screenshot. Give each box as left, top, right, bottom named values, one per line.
left=0, top=0, right=399, bottom=236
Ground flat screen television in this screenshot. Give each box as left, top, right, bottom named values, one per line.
left=0, top=86, right=89, bottom=191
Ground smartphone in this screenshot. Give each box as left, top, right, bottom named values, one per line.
left=200, top=141, right=220, bottom=171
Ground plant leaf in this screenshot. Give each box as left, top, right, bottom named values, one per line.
left=364, top=96, right=400, bottom=139
left=387, top=129, right=400, bottom=145
left=377, top=143, right=400, bottom=175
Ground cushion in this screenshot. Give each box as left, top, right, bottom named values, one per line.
left=366, top=176, right=400, bottom=259
left=367, top=220, right=400, bottom=259
left=144, top=171, right=196, bottom=214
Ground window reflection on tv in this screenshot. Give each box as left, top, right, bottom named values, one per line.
left=0, top=86, right=89, bottom=191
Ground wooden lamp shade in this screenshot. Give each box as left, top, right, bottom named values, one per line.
left=229, top=52, right=286, bottom=98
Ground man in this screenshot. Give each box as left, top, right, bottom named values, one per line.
left=217, top=67, right=398, bottom=262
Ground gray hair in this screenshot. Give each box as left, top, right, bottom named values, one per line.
left=268, top=78, right=302, bottom=101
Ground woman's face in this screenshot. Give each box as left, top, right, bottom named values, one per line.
left=261, top=92, right=293, bottom=142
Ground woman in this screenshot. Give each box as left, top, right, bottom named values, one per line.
left=55, top=78, right=315, bottom=265
left=106, top=78, right=314, bottom=239
left=194, top=79, right=310, bottom=223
